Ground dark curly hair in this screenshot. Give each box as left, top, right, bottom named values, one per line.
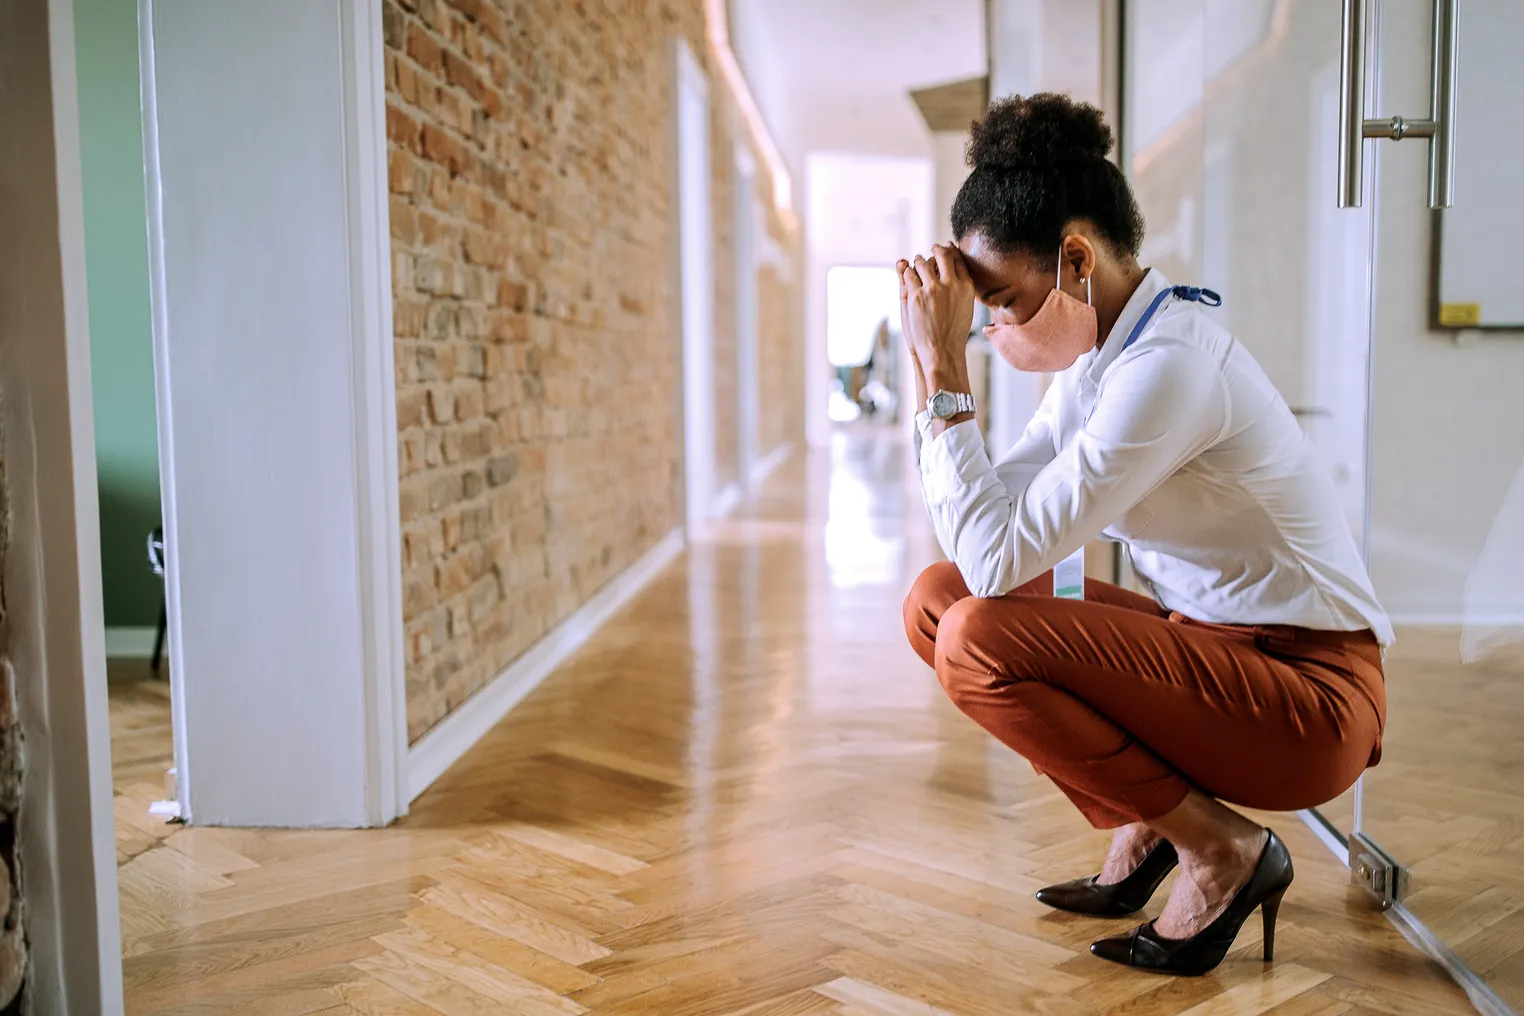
left=951, top=93, right=1145, bottom=263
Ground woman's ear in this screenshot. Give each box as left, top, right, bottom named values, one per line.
left=1060, top=233, right=1098, bottom=283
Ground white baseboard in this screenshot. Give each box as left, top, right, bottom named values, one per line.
left=407, top=526, right=686, bottom=801
left=711, top=482, right=743, bottom=519
left=105, top=627, right=158, bottom=658
left=748, top=441, right=794, bottom=488
left=1387, top=612, right=1524, bottom=626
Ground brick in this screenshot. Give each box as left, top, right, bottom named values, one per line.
left=397, top=388, right=427, bottom=429
left=428, top=472, right=464, bottom=511
left=399, top=475, right=429, bottom=521
left=382, top=1, right=407, bottom=49
left=496, top=279, right=529, bottom=311
left=388, top=148, right=416, bottom=195
left=454, top=380, right=485, bottom=422
left=486, top=454, right=518, bottom=487
left=427, top=386, right=455, bottom=424
left=386, top=105, right=422, bottom=153
left=403, top=565, right=436, bottom=619
left=406, top=23, right=444, bottom=73
left=421, top=123, right=469, bottom=176
left=444, top=50, right=486, bottom=102
left=390, top=196, right=418, bottom=243
left=395, top=300, right=427, bottom=338
left=395, top=57, right=420, bottom=105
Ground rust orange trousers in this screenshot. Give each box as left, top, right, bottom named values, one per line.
left=903, top=563, right=1386, bottom=829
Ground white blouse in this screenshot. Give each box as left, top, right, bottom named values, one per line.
left=916, top=269, right=1394, bottom=646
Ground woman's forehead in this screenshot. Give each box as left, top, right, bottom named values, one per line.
left=961, top=236, right=1039, bottom=293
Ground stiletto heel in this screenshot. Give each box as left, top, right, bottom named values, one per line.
left=1261, top=887, right=1286, bottom=962
left=1090, top=829, right=1295, bottom=976
left=1035, top=839, right=1178, bottom=917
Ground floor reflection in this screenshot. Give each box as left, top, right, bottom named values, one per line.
left=823, top=425, right=910, bottom=589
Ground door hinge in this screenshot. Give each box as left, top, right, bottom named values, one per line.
left=1350, top=832, right=1409, bottom=909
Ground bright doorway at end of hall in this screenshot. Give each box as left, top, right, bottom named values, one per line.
left=827, top=266, right=902, bottom=426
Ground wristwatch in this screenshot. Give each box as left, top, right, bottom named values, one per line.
left=926, top=389, right=976, bottom=420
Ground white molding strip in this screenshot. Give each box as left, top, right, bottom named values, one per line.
left=1387, top=612, right=1524, bottom=626
left=1386, top=904, right=1517, bottom=1016
left=339, top=0, right=408, bottom=827
left=749, top=441, right=794, bottom=489
left=1296, top=808, right=1349, bottom=862
left=104, top=627, right=158, bottom=659
left=407, top=527, right=686, bottom=801
left=711, top=482, right=743, bottom=519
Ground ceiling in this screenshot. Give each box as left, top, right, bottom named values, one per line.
left=730, top=0, right=987, bottom=163
left=910, top=76, right=991, bottom=133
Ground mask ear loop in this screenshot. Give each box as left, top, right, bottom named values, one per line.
left=1058, top=248, right=1095, bottom=306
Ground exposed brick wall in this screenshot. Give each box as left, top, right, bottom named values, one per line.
left=385, top=0, right=802, bottom=741
left=0, top=438, right=24, bottom=1011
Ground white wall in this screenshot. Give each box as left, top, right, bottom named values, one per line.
left=143, top=0, right=405, bottom=826
left=0, top=0, right=123, bottom=1009
left=805, top=153, right=934, bottom=445
left=984, top=0, right=1051, bottom=456
left=930, top=131, right=970, bottom=243
left=1366, top=0, right=1524, bottom=624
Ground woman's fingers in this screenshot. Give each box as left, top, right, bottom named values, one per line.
left=914, top=254, right=938, bottom=287
left=931, top=244, right=959, bottom=285
left=949, top=243, right=971, bottom=282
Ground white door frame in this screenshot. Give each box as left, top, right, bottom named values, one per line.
left=733, top=143, right=762, bottom=491
left=675, top=38, right=717, bottom=526
left=1, top=0, right=124, bottom=1009
left=139, top=0, right=406, bottom=828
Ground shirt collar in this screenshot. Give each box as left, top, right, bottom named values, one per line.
left=1086, top=267, right=1172, bottom=386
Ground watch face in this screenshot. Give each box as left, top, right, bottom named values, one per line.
left=930, top=392, right=956, bottom=418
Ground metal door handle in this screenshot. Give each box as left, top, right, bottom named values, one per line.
left=1338, top=0, right=1459, bottom=209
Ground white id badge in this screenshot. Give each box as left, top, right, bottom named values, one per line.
left=1054, top=547, right=1085, bottom=600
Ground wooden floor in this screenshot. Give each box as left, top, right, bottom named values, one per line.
left=1324, top=631, right=1524, bottom=1011
left=112, top=428, right=1478, bottom=1015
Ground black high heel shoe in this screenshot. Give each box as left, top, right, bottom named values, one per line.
left=1035, top=839, right=1178, bottom=917
left=1089, top=829, right=1294, bottom=976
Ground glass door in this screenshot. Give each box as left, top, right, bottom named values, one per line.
left=1124, top=0, right=1376, bottom=836
left=1125, top=0, right=1524, bottom=1006
left=1357, top=0, right=1524, bottom=1007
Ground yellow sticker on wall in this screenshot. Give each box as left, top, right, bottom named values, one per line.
left=1439, top=302, right=1482, bottom=327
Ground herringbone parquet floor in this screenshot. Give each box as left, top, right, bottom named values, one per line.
left=113, top=430, right=1477, bottom=1015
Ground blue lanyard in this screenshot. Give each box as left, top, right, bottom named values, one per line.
left=1120, top=285, right=1223, bottom=351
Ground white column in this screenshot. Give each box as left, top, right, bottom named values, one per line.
left=141, top=0, right=405, bottom=827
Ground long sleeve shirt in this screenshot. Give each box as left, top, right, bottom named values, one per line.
left=915, top=269, right=1394, bottom=646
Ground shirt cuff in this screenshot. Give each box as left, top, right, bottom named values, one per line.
left=919, top=418, right=991, bottom=504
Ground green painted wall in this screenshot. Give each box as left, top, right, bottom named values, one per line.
left=75, top=0, right=161, bottom=629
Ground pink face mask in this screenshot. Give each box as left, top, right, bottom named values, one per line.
left=985, top=257, right=1099, bottom=373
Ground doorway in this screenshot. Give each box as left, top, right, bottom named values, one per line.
left=675, top=38, right=718, bottom=527
left=74, top=0, right=178, bottom=853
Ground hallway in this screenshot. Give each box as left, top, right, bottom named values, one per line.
left=115, top=431, right=1471, bottom=1015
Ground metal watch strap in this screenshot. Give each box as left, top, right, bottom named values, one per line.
left=927, top=390, right=976, bottom=419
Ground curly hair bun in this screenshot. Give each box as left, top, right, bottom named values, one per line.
left=966, top=93, right=1114, bottom=170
